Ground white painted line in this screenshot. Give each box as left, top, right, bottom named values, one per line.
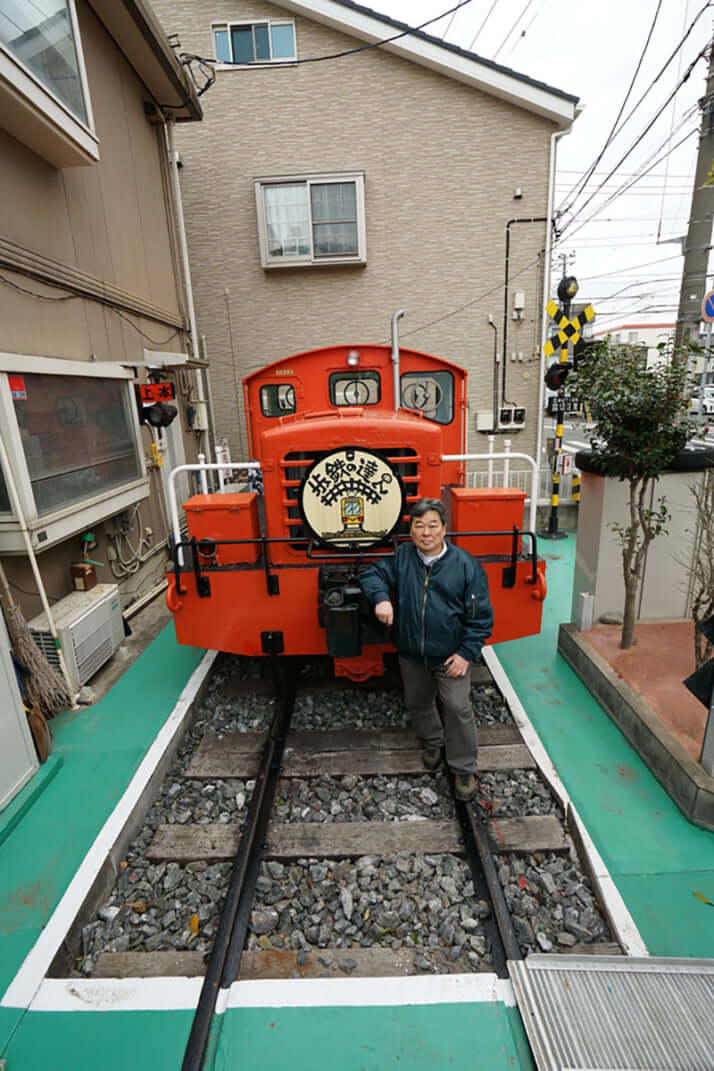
left=565, top=439, right=590, bottom=450
left=225, top=973, right=516, bottom=1009
left=483, top=647, right=648, bottom=958
left=30, top=972, right=517, bottom=1014
left=1, top=649, right=218, bottom=1011
left=30, top=977, right=203, bottom=1012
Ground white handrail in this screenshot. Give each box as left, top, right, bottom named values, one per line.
left=169, top=461, right=261, bottom=562
left=442, top=451, right=539, bottom=534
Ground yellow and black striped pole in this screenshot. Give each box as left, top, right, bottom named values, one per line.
left=541, top=299, right=594, bottom=539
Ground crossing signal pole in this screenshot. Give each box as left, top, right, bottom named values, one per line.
left=540, top=277, right=594, bottom=539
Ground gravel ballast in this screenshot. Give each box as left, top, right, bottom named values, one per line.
left=77, top=657, right=613, bottom=975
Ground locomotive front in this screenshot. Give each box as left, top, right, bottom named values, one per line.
left=166, top=344, right=546, bottom=680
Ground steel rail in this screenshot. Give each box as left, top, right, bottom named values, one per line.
left=181, top=658, right=296, bottom=1071
left=455, top=790, right=523, bottom=979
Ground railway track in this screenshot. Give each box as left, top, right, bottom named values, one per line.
left=79, top=655, right=618, bottom=998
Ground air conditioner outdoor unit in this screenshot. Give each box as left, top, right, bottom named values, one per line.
left=28, top=583, right=124, bottom=695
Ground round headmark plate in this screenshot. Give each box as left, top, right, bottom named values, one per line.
left=300, top=447, right=404, bottom=550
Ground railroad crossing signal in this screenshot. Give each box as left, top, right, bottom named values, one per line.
left=544, top=300, right=595, bottom=357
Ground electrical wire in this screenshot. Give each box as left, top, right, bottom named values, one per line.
left=558, top=3, right=711, bottom=226
left=506, top=0, right=548, bottom=56
left=657, top=0, right=693, bottom=243
left=0, top=272, right=77, bottom=301
left=0, top=271, right=182, bottom=345
left=193, top=0, right=477, bottom=72
left=493, top=0, right=536, bottom=63
left=396, top=251, right=544, bottom=340
left=468, top=0, right=500, bottom=50
left=559, top=61, right=704, bottom=236
left=557, top=122, right=699, bottom=241
left=558, top=0, right=664, bottom=217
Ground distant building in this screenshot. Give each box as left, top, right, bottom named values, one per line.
left=592, top=324, right=675, bottom=369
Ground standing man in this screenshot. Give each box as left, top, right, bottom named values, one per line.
left=360, top=498, right=493, bottom=802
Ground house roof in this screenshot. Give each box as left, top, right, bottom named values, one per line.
left=276, top=0, right=579, bottom=127
left=88, top=0, right=202, bottom=122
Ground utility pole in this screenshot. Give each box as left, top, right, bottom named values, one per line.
left=674, top=38, right=714, bottom=355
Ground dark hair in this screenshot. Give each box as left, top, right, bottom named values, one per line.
left=409, top=498, right=446, bottom=524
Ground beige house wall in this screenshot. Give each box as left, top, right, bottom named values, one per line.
left=0, top=1, right=199, bottom=617
left=154, top=0, right=555, bottom=463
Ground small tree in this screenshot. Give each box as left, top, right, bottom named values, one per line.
left=570, top=340, right=695, bottom=650
left=686, top=469, right=714, bottom=669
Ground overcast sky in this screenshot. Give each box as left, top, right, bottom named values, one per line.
left=373, top=0, right=711, bottom=329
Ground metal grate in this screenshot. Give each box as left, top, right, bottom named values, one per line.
left=510, top=955, right=714, bottom=1070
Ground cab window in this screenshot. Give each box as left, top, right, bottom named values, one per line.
left=260, top=382, right=296, bottom=416
left=400, top=371, right=454, bottom=424
left=329, top=370, right=380, bottom=406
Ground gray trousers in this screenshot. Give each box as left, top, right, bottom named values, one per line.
left=398, top=657, right=478, bottom=775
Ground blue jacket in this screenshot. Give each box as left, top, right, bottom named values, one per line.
left=359, top=541, right=493, bottom=667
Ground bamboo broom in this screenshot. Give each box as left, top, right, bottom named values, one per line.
left=0, top=562, right=71, bottom=717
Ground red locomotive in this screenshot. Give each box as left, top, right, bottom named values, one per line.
left=166, top=342, right=546, bottom=680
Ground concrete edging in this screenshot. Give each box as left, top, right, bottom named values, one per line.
left=558, top=623, right=714, bottom=832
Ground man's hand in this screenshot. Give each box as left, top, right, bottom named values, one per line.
left=444, top=653, right=470, bottom=678
left=374, top=600, right=394, bottom=626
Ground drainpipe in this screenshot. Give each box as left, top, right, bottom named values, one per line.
left=536, top=125, right=574, bottom=477
left=164, top=119, right=212, bottom=471
left=0, top=431, right=75, bottom=700
left=391, top=309, right=405, bottom=411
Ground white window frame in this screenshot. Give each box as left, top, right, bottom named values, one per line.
left=255, top=172, right=367, bottom=270
left=0, top=354, right=148, bottom=554
left=212, top=19, right=297, bottom=67
left=0, top=0, right=98, bottom=166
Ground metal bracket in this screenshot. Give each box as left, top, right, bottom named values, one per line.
left=190, top=538, right=211, bottom=598
left=261, top=631, right=284, bottom=654
left=501, top=526, right=518, bottom=589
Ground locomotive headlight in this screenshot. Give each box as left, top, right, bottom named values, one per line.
left=346, top=350, right=360, bottom=367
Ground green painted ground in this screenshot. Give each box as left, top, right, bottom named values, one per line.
left=494, top=536, right=714, bottom=957
left=211, top=1002, right=534, bottom=1071
left=4, top=1009, right=195, bottom=1071
left=4, top=539, right=713, bottom=1070
left=0, top=625, right=204, bottom=1055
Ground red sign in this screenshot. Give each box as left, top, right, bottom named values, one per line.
left=8, top=374, right=26, bottom=400
left=138, top=382, right=175, bottom=406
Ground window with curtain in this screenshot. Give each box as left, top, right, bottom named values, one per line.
left=255, top=173, right=366, bottom=269
left=213, top=20, right=296, bottom=64
left=0, top=0, right=87, bottom=122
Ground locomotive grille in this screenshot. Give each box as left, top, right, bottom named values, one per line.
left=281, top=447, right=421, bottom=545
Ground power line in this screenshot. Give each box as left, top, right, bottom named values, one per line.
left=558, top=2, right=711, bottom=226
left=0, top=272, right=181, bottom=345
left=395, top=252, right=543, bottom=340
left=493, top=0, right=536, bottom=62
left=558, top=0, right=664, bottom=217
left=558, top=121, right=699, bottom=241
left=468, top=0, right=501, bottom=50
left=195, top=0, right=477, bottom=72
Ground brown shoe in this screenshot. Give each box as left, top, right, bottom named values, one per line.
left=454, top=773, right=475, bottom=802
left=422, top=746, right=442, bottom=771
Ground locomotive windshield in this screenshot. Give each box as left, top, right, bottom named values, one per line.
left=329, top=370, right=380, bottom=406
left=400, top=371, right=454, bottom=424
left=260, top=382, right=296, bottom=416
